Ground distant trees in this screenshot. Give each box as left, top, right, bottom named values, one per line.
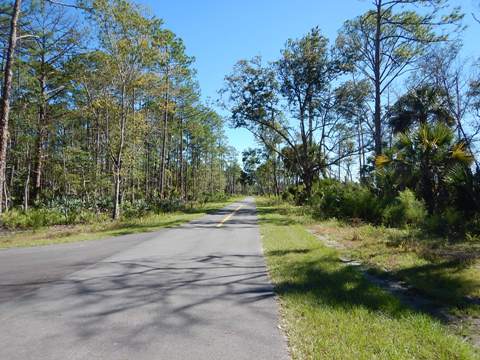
left=26, top=1, right=80, bottom=203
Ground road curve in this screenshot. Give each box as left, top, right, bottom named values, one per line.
left=0, top=197, right=289, bottom=360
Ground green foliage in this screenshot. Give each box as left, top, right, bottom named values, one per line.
left=424, top=207, right=466, bottom=237
left=377, top=121, right=474, bottom=214
left=382, top=189, right=427, bottom=227
left=200, top=192, right=229, bottom=204
left=282, top=184, right=308, bottom=205
left=1, top=208, right=72, bottom=230
left=388, top=85, right=455, bottom=134
left=0, top=198, right=113, bottom=230
left=308, top=180, right=383, bottom=223
left=122, top=199, right=153, bottom=218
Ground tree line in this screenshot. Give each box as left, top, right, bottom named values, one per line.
left=222, top=0, right=480, bottom=235
left=0, top=0, right=241, bottom=222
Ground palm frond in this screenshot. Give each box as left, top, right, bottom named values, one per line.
left=375, top=154, right=391, bottom=167
left=451, top=142, right=474, bottom=165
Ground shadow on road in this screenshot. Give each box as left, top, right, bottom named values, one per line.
left=6, top=252, right=276, bottom=346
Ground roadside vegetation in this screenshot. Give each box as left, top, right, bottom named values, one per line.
left=0, top=197, right=240, bottom=249
left=258, top=197, right=479, bottom=359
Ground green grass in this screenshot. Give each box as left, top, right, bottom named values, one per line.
left=257, top=198, right=479, bottom=359
left=0, top=198, right=242, bottom=249
left=309, top=221, right=480, bottom=314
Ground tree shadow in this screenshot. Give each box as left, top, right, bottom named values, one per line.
left=107, top=219, right=193, bottom=235
left=267, top=246, right=479, bottom=325
left=266, top=249, right=312, bottom=257
left=388, top=260, right=480, bottom=309
left=5, top=252, right=280, bottom=351
left=268, top=248, right=414, bottom=320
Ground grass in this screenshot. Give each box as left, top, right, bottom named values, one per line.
left=0, top=197, right=241, bottom=249
left=309, top=221, right=480, bottom=313
left=257, top=197, right=479, bottom=359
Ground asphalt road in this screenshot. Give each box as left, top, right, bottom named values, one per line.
left=0, top=197, right=289, bottom=360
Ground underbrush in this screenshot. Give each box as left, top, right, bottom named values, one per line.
left=0, top=208, right=107, bottom=230
left=309, top=220, right=480, bottom=304
left=0, top=194, right=241, bottom=231
left=283, top=179, right=480, bottom=241
left=262, top=195, right=480, bottom=305
left=0, top=196, right=241, bottom=248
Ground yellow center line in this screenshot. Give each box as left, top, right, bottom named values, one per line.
left=216, top=205, right=243, bottom=228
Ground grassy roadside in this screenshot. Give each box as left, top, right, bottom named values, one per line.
left=309, top=220, right=480, bottom=345
left=309, top=221, right=480, bottom=312
left=257, top=198, right=479, bottom=359
left=0, top=197, right=242, bottom=249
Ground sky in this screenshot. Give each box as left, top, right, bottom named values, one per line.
left=141, top=0, right=480, bottom=158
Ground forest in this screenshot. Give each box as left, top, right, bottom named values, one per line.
left=0, top=0, right=242, bottom=228
left=0, top=0, right=479, bottom=237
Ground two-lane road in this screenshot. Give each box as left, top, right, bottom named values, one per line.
left=0, top=197, right=289, bottom=360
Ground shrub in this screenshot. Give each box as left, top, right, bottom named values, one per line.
left=1, top=208, right=65, bottom=230
left=423, top=207, right=465, bottom=237
left=382, top=189, right=427, bottom=227
left=73, top=210, right=108, bottom=224
left=0, top=202, right=104, bottom=230
left=309, top=180, right=384, bottom=223
left=203, top=192, right=229, bottom=203
left=282, top=184, right=306, bottom=205
left=122, top=199, right=153, bottom=218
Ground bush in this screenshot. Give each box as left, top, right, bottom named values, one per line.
left=1, top=208, right=66, bottom=230
left=201, top=192, right=228, bottom=203
left=282, top=184, right=306, bottom=205
left=309, top=180, right=384, bottom=223
left=0, top=202, right=105, bottom=230
left=382, top=189, right=427, bottom=227
left=423, top=207, right=465, bottom=237
left=122, top=199, right=153, bottom=218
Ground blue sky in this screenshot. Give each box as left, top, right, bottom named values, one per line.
left=141, top=0, right=480, bottom=158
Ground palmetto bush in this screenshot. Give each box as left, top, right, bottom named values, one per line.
left=376, top=122, right=474, bottom=214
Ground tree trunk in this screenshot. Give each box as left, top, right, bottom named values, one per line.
left=23, top=163, right=30, bottom=211
left=112, top=170, right=121, bottom=219
left=302, top=169, right=314, bottom=200
left=454, top=78, right=480, bottom=172
left=373, top=0, right=383, bottom=157
left=33, top=76, right=47, bottom=203
left=357, top=118, right=363, bottom=180
left=272, top=153, right=280, bottom=195
left=159, top=69, right=169, bottom=199
left=112, top=83, right=126, bottom=220
left=0, top=0, right=22, bottom=213
left=179, top=116, right=185, bottom=199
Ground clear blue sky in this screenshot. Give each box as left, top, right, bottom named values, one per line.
left=142, top=0, right=480, bottom=158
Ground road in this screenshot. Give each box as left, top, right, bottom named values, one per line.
left=0, top=197, right=289, bottom=360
